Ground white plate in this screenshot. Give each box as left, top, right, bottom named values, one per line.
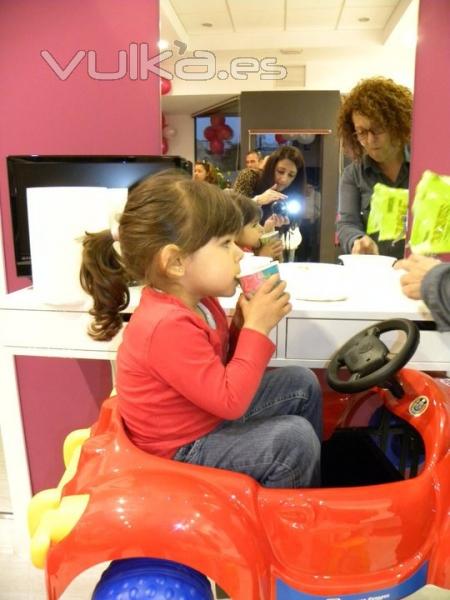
left=280, top=263, right=349, bottom=301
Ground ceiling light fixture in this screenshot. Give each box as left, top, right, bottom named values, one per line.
left=280, top=48, right=303, bottom=55
left=358, top=17, right=370, bottom=23
left=157, top=40, right=170, bottom=50
left=201, top=22, right=213, bottom=28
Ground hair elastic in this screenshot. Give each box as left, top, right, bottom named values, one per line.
left=110, top=221, right=120, bottom=242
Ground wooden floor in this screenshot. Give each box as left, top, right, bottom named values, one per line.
left=0, top=437, right=448, bottom=599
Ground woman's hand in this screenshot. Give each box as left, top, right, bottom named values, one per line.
left=239, top=275, right=291, bottom=336
left=351, top=235, right=379, bottom=255
left=395, top=254, right=441, bottom=299
left=256, top=240, right=283, bottom=259
left=255, top=184, right=287, bottom=206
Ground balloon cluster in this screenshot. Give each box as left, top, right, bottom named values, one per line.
left=275, top=134, right=287, bottom=145
left=203, top=115, right=234, bottom=156
left=160, top=77, right=172, bottom=96
left=161, top=112, right=177, bottom=155
left=160, top=76, right=173, bottom=155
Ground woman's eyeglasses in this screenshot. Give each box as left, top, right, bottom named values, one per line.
left=352, top=127, right=385, bottom=143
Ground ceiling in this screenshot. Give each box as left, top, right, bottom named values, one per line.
left=161, top=0, right=415, bottom=50
left=160, top=0, right=418, bottom=114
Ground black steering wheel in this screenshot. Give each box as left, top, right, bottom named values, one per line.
left=327, top=319, right=420, bottom=393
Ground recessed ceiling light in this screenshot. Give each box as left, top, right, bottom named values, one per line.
left=358, top=17, right=370, bottom=23
left=157, top=39, right=170, bottom=50
left=280, top=48, right=303, bottom=55
left=201, top=22, right=213, bottom=27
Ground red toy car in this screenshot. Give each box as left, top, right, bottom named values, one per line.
left=28, top=319, right=450, bottom=599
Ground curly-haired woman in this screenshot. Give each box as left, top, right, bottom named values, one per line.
left=336, top=76, right=413, bottom=258
left=193, top=160, right=219, bottom=185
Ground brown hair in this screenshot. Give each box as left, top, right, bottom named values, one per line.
left=256, top=145, right=306, bottom=197
left=228, top=190, right=262, bottom=226
left=337, top=76, right=413, bottom=159
left=80, top=170, right=242, bottom=341
left=195, top=160, right=219, bottom=185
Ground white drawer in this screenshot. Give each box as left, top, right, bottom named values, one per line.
left=285, top=318, right=376, bottom=360
left=285, top=318, right=450, bottom=370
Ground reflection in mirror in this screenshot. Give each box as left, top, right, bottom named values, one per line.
left=248, top=129, right=332, bottom=262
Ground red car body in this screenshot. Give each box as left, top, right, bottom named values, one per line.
left=30, top=369, right=450, bottom=600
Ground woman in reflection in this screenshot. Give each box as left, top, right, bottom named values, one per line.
left=193, top=160, right=219, bottom=185
left=336, top=76, right=413, bottom=258
left=234, top=145, right=307, bottom=224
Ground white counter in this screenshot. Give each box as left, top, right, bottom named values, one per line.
left=1, top=262, right=449, bottom=553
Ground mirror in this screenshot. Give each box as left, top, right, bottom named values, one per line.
left=248, top=128, right=334, bottom=262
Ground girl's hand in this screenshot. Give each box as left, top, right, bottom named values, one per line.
left=256, top=240, right=283, bottom=259
left=264, top=214, right=289, bottom=231
left=239, top=275, right=291, bottom=336
left=255, top=185, right=287, bottom=206
left=395, top=254, right=441, bottom=299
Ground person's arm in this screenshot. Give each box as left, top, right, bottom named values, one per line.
left=421, top=263, right=450, bottom=331
left=233, top=169, right=287, bottom=206
left=254, top=185, right=288, bottom=206
left=395, top=255, right=450, bottom=331
left=337, top=164, right=368, bottom=253
left=148, top=313, right=275, bottom=420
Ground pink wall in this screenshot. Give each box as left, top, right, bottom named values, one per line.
left=410, top=0, right=450, bottom=198
left=0, top=0, right=160, bottom=491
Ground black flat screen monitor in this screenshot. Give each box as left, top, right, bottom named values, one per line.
left=7, top=155, right=192, bottom=277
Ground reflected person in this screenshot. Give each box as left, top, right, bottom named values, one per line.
left=234, top=145, right=306, bottom=224
left=245, top=150, right=262, bottom=171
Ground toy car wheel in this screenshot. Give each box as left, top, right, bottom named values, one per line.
left=92, top=557, right=214, bottom=600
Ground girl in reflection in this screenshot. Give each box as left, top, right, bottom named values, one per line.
left=231, top=191, right=283, bottom=260
left=336, top=76, right=413, bottom=258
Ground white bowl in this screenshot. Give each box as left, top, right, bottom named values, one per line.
left=282, top=262, right=349, bottom=301
left=338, top=254, right=396, bottom=269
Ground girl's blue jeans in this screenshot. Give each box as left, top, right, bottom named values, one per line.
left=174, top=366, right=322, bottom=488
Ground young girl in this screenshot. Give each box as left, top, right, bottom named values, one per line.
left=232, top=192, right=283, bottom=260
left=80, top=171, right=322, bottom=488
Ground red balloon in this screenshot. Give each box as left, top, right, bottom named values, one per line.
left=209, top=139, right=224, bottom=155
left=210, top=114, right=225, bottom=127
left=160, top=77, right=172, bottom=95
left=215, top=124, right=233, bottom=141
left=203, top=126, right=217, bottom=141
left=275, top=134, right=287, bottom=144
left=161, top=137, right=168, bottom=155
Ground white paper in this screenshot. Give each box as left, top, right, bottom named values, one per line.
left=27, top=186, right=128, bottom=306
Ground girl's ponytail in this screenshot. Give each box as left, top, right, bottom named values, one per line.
left=80, top=230, right=130, bottom=341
